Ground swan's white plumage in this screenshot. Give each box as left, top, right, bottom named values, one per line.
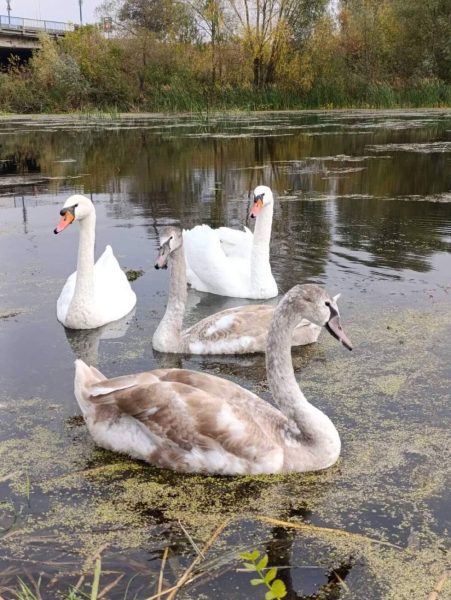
left=183, top=224, right=251, bottom=297
left=216, top=226, right=253, bottom=259
left=182, top=185, right=277, bottom=299
left=57, top=245, right=136, bottom=328
left=55, top=195, right=136, bottom=330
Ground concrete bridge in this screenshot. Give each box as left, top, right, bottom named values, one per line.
left=0, top=15, right=74, bottom=62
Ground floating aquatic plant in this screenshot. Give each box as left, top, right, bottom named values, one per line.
left=239, top=550, right=287, bottom=600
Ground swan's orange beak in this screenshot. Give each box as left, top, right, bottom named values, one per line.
left=54, top=210, right=75, bottom=234
left=249, top=198, right=264, bottom=218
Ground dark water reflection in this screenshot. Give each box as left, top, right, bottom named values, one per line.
left=0, top=110, right=450, bottom=599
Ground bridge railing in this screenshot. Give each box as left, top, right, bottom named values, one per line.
left=0, top=15, right=74, bottom=33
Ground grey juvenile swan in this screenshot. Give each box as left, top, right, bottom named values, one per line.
left=152, top=226, right=321, bottom=353
left=74, top=284, right=352, bottom=475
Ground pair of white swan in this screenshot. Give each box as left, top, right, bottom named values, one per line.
left=55, top=190, right=354, bottom=474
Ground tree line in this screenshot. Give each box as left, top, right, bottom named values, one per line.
left=0, top=0, right=450, bottom=112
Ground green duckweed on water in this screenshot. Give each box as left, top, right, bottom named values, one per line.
left=125, top=269, right=145, bottom=282
left=0, top=300, right=450, bottom=598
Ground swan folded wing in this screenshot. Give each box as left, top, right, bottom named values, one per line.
left=292, top=319, right=322, bottom=346
left=185, top=305, right=272, bottom=353
left=93, top=246, right=137, bottom=318
left=88, top=371, right=162, bottom=400
left=183, top=226, right=249, bottom=295
left=217, top=226, right=253, bottom=259
left=94, top=246, right=127, bottom=282
left=56, top=270, right=77, bottom=322
left=88, top=377, right=286, bottom=474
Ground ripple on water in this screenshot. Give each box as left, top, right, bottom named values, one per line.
left=366, top=141, right=451, bottom=153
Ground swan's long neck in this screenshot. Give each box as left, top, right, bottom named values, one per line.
left=266, top=290, right=339, bottom=456
left=250, top=201, right=274, bottom=290
left=71, top=212, right=96, bottom=309
left=152, top=246, right=187, bottom=352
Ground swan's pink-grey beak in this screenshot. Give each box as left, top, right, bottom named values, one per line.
left=154, top=238, right=171, bottom=270
left=154, top=254, right=169, bottom=269
left=325, top=315, right=353, bottom=351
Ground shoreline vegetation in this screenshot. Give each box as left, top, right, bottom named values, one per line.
left=0, top=0, right=450, bottom=114
left=0, top=82, right=450, bottom=115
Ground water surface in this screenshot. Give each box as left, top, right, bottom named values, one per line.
left=0, top=110, right=450, bottom=599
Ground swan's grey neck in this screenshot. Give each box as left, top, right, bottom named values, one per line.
left=250, top=201, right=273, bottom=286
left=153, top=246, right=187, bottom=352
left=266, top=290, right=333, bottom=446
left=69, top=212, right=96, bottom=314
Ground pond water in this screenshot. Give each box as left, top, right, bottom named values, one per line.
left=0, top=110, right=450, bottom=599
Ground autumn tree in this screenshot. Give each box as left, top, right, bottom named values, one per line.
left=185, top=1, right=230, bottom=85
left=225, top=0, right=327, bottom=87
left=391, top=0, right=451, bottom=82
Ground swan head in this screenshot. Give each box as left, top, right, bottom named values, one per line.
left=154, top=226, right=183, bottom=269
left=250, top=185, right=273, bottom=219
left=289, top=284, right=353, bottom=351
left=54, top=195, right=94, bottom=234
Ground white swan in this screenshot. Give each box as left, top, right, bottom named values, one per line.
left=54, top=195, right=136, bottom=330
left=152, top=227, right=320, bottom=353
left=182, top=185, right=278, bottom=299
left=74, top=284, right=352, bottom=475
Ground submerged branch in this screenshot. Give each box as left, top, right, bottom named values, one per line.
left=255, top=516, right=403, bottom=550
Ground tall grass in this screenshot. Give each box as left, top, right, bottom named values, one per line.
left=122, top=81, right=451, bottom=112
left=1, top=68, right=450, bottom=113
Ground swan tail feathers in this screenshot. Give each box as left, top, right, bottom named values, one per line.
left=89, top=365, right=106, bottom=380
left=74, top=359, right=101, bottom=416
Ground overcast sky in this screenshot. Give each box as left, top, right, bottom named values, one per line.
left=6, top=1, right=101, bottom=24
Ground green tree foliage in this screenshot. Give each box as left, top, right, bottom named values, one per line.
left=61, top=26, right=129, bottom=107
left=392, top=0, right=451, bottom=82
left=117, top=0, right=199, bottom=42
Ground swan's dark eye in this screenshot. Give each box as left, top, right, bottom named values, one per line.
left=325, top=301, right=331, bottom=307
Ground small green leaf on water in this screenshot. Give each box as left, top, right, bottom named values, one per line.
left=265, top=590, right=276, bottom=600
left=240, top=550, right=260, bottom=561
left=264, top=568, right=277, bottom=584
left=270, top=579, right=287, bottom=598
left=256, top=554, right=268, bottom=570
left=243, top=562, right=257, bottom=571
left=251, top=578, right=264, bottom=586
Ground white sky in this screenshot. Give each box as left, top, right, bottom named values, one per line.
left=5, top=1, right=101, bottom=24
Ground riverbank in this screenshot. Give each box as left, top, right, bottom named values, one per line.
left=1, top=105, right=451, bottom=124
left=1, top=83, right=450, bottom=115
